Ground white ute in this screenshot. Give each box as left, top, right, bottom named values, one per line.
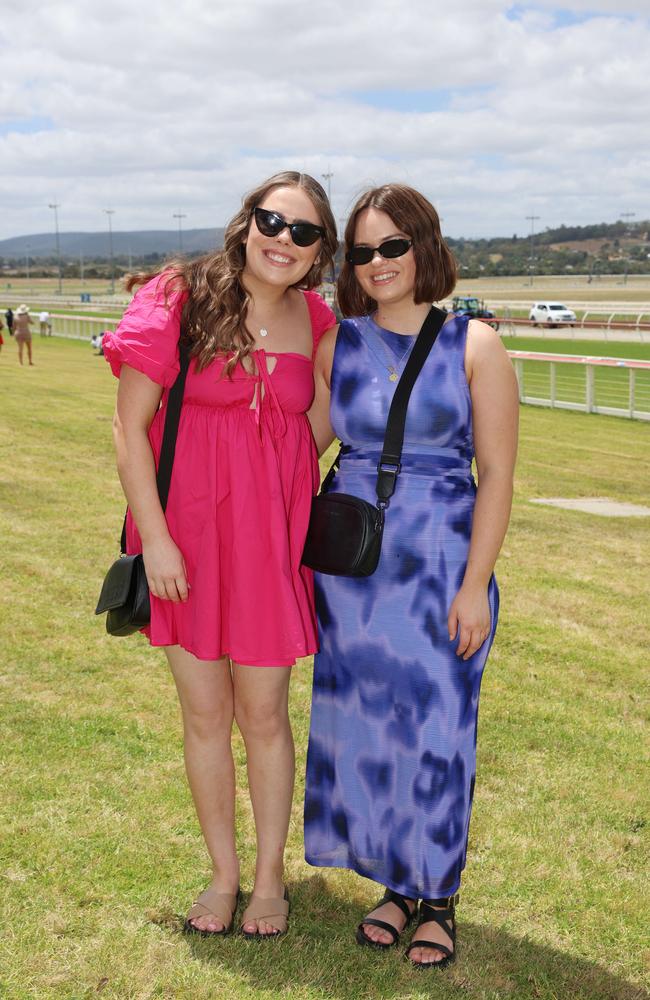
left=529, top=302, right=577, bottom=327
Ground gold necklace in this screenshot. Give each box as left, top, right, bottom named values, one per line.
left=367, top=324, right=415, bottom=382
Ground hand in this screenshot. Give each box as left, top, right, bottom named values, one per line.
left=142, top=536, right=189, bottom=602
left=447, top=582, right=491, bottom=660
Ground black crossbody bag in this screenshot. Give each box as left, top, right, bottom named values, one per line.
left=95, top=342, right=190, bottom=636
left=302, top=306, right=446, bottom=577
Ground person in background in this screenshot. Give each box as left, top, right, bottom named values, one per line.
left=102, top=172, right=337, bottom=940
left=14, top=305, right=34, bottom=365
left=39, top=310, right=51, bottom=336
left=305, top=183, right=518, bottom=969
left=5, top=307, right=14, bottom=337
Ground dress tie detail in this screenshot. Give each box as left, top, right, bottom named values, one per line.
left=252, top=349, right=287, bottom=439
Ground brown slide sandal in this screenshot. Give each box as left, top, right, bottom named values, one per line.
left=240, top=887, right=289, bottom=939
left=183, top=887, right=240, bottom=937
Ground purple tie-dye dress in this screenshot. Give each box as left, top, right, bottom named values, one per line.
left=304, top=313, right=499, bottom=899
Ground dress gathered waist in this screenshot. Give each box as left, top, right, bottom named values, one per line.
left=339, top=444, right=473, bottom=476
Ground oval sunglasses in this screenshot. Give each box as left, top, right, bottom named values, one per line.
left=254, top=206, right=325, bottom=248
left=345, top=238, right=413, bottom=266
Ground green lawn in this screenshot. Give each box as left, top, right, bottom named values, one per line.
left=0, top=339, right=648, bottom=1000
left=501, top=337, right=650, bottom=361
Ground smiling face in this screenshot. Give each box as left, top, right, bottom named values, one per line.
left=242, top=185, right=322, bottom=291
left=351, top=207, right=417, bottom=310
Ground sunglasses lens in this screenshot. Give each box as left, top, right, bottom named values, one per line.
left=290, top=225, right=322, bottom=247
left=346, top=247, right=373, bottom=265
left=380, top=238, right=412, bottom=259
left=254, top=208, right=283, bottom=237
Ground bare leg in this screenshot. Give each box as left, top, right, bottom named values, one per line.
left=166, top=646, right=239, bottom=932
left=27, top=341, right=34, bottom=365
left=233, top=662, right=293, bottom=936
left=18, top=342, right=24, bottom=364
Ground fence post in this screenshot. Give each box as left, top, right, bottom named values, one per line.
left=586, top=365, right=595, bottom=413
left=514, top=359, right=524, bottom=401
left=629, top=369, right=636, bottom=419
left=550, top=362, right=556, bottom=407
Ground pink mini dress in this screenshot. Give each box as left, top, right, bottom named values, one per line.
left=103, top=275, right=336, bottom=666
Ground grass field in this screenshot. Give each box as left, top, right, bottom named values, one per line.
left=1, top=340, right=649, bottom=1000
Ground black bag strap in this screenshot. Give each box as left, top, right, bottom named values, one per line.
left=320, top=307, right=447, bottom=506
left=119, top=340, right=191, bottom=553
left=375, top=305, right=447, bottom=504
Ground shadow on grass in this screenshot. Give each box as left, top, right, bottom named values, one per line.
left=155, top=876, right=649, bottom=1000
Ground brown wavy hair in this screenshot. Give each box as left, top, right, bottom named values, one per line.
left=126, top=171, right=337, bottom=374
left=337, top=184, right=456, bottom=318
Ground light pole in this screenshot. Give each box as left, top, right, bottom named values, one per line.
left=321, top=169, right=334, bottom=282
left=48, top=202, right=63, bottom=295
left=526, top=214, right=540, bottom=286
left=322, top=168, right=333, bottom=204
left=621, top=212, right=635, bottom=285
left=173, top=211, right=187, bottom=252
left=104, top=209, right=116, bottom=293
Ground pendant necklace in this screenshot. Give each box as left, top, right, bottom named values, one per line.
left=367, top=320, right=415, bottom=382
left=259, top=327, right=269, bottom=337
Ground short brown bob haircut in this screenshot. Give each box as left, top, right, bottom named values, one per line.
left=337, top=184, right=457, bottom=318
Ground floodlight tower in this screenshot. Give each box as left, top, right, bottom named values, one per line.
left=322, top=169, right=334, bottom=281
left=48, top=202, right=63, bottom=294
left=322, top=168, right=333, bottom=204
left=173, top=211, right=187, bottom=252
left=104, top=209, right=116, bottom=294
left=526, top=214, right=540, bottom=286
left=621, top=212, right=636, bottom=285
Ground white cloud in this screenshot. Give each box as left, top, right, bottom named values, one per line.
left=0, top=0, right=648, bottom=240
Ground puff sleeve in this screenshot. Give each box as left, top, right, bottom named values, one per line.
left=102, top=274, right=187, bottom=387
left=304, top=290, right=337, bottom=358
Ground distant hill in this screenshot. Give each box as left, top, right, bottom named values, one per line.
left=2, top=219, right=649, bottom=277
left=447, top=219, right=650, bottom=278
left=0, top=228, right=225, bottom=259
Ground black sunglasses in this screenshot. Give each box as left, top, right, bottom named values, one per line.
left=253, top=206, right=325, bottom=248
left=345, top=238, right=413, bottom=266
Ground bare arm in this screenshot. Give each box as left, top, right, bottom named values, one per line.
left=307, top=324, right=338, bottom=456
left=448, top=320, right=519, bottom=658
left=113, top=365, right=188, bottom=602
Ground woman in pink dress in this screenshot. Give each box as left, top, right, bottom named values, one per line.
left=102, top=172, right=337, bottom=938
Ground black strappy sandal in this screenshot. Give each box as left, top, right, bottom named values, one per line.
left=405, top=894, right=458, bottom=969
left=356, top=888, right=416, bottom=949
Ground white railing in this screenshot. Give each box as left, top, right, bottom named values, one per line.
left=497, top=308, right=649, bottom=341
left=50, top=314, right=117, bottom=339
left=46, top=322, right=650, bottom=423
left=509, top=350, right=650, bottom=421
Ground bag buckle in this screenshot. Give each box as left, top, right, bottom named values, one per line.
left=376, top=458, right=401, bottom=503
left=378, top=459, right=401, bottom=477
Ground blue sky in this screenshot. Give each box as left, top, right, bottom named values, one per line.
left=0, top=0, right=648, bottom=241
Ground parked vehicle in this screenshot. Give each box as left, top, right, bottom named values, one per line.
left=451, top=295, right=499, bottom=331
left=529, top=302, right=577, bottom=327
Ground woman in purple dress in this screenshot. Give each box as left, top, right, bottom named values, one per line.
left=305, top=185, right=518, bottom=968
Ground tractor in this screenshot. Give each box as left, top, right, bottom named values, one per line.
left=450, top=296, right=499, bottom=331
